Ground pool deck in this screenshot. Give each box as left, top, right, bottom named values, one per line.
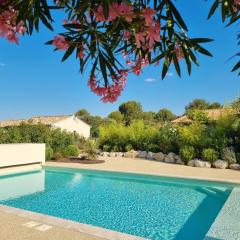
left=47, top=157, right=240, bottom=184
left=0, top=157, right=240, bottom=240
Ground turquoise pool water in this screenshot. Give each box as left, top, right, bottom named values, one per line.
left=0, top=167, right=237, bottom=240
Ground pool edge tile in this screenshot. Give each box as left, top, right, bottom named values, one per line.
left=0, top=204, right=148, bottom=240
left=205, top=187, right=240, bottom=240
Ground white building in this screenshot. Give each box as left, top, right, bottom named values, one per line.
left=0, top=115, right=91, bottom=138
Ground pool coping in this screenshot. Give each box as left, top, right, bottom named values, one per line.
left=0, top=205, right=147, bottom=240
left=205, top=187, right=240, bottom=240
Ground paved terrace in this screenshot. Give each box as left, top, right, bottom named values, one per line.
left=47, top=157, right=240, bottom=183
left=0, top=157, right=240, bottom=240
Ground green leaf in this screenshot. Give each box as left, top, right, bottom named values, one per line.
left=231, top=61, right=240, bottom=72
left=208, top=0, right=219, bottom=19
left=167, top=0, right=188, bottom=31
left=62, top=46, right=75, bottom=62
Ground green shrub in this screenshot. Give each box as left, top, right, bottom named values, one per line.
left=84, top=140, right=98, bottom=160
left=103, top=144, right=111, bottom=152
left=53, top=152, right=63, bottom=160
left=64, top=145, right=79, bottom=157
left=180, top=146, right=195, bottom=163
left=202, top=148, right=219, bottom=163
left=112, top=145, right=119, bottom=152
left=125, top=144, right=133, bottom=152
left=221, top=147, right=237, bottom=164
left=236, top=153, right=240, bottom=164
left=45, top=146, right=53, bottom=161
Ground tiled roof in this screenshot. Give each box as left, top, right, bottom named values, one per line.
left=0, top=115, right=71, bottom=127
left=172, top=108, right=234, bottom=124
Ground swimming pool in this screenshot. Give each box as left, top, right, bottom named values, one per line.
left=0, top=167, right=238, bottom=240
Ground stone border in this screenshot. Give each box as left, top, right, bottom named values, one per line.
left=205, top=187, right=240, bottom=240
left=0, top=205, right=147, bottom=240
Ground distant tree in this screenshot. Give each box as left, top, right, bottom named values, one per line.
left=232, top=97, right=240, bottom=114
left=75, top=109, right=102, bottom=126
left=108, top=111, right=124, bottom=123
left=141, top=111, right=156, bottom=123
left=155, top=108, right=176, bottom=122
left=185, top=99, right=210, bottom=113
left=187, top=109, right=209, bottom=123
left=75, top=109, right=90, bottom=118
left=119, top=101, right=143, bottom=125
left=209, top=102, right=223, bottom=109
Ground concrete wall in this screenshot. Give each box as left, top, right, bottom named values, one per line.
left=52, top=115, right=91, bottom=138
left=0, top=144, right=45, bottom=168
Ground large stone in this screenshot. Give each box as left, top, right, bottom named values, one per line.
left=187, top=160, right=195, bottom=167
left=175, top=156, right=185, bottom=165
left=188, top=159, right=211, bottom=168
left=147, top=152, right=155, bottom=160
left=115, top=152, right=124, bottom=158
left=139, top=151, right=147, bottom=159
left=102, top=152, right=110, bottom=157
left=213, top=160, right=228, bottom=169
left=109, top=152, right=116, bottom=157
left=125, top=150, right=139, bottom=158
left=229, top=163, right=240, bottom=170
left=194, top=160, right=211, bottom=168
left=154, top=152, right=165, bottom=161
left=164, top=152, right=176, bottom=164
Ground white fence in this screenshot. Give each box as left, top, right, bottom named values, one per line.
left=0, top=144, right=45, bottom=168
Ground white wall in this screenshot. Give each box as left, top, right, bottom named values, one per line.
left=52, top=115, right=91, bottom=138
left=0, top=144, right=45, bottom=168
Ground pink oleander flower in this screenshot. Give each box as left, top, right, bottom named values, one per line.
left=94, top=2, right=133, bottom=23
left=146, top=21, right=161, bottom=49
left=52, top=35, right=69, bottom=50
left=174, top=44, right=184, bottom=60
left=0, top=7, right=26, bottom=44
left=123, top=30, right=131, bottom=40
left=141, top=7, right=156, bottom=26
left=95, top=5, right=106, bottom=22
left=78, top=50, right=84, bottom=59
left=135, top=32, right=146, bottom=48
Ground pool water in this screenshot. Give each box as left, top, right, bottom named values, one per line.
left=0, top=167, right=236, bottom=240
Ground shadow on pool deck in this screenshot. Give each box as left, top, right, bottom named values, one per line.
left=174, top=187, right=230, bottom=240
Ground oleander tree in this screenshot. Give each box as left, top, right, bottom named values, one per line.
left=0, top=0, right=239, bottom=102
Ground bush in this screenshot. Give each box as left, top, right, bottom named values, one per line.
left=236, top=153, right=240, bottom=164
left=64, top=145, right=79, bottom=157
left=103, top=144, right=111, bottom=152
left=84, top=140, right=98, bottom=160
left=112, top=145, right=119, bottom=152
left=202, top=148, right=219, bottom=163
left=45, top=146, right=53, bottom=161
left=53, top=152, right=63, bottom=160
left=180, top=146, right=195, bottom=163
left=221, top=147, right=237, bottom=164
left=125, top=144, right=133, bottom=152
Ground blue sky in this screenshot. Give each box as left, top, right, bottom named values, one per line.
left=0, top=0, right=239, bottom=120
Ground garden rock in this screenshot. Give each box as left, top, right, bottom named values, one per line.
left=212, top=160, right=228, bottom=169
left=175, top=156, right=185, bottom=165
left=187, top=160, right=195, bottom=167
left=154, top=152, right=165, bottom=161
left=229, top=164, right=240, bottom=170
left=109, top=152, right=116, bottom=157
left=102, top=152, right=110, bottom=157
left=147, top=152, right=154, bottom=160
left=194, top=160, right=211, bottom=168
left=125, top=150, right=139, bottom=158
left=164, top=153, right=176, bottom=164
left=115, top=152, right=123, bottom=157
left=139, top=151, right=147, bottom=159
